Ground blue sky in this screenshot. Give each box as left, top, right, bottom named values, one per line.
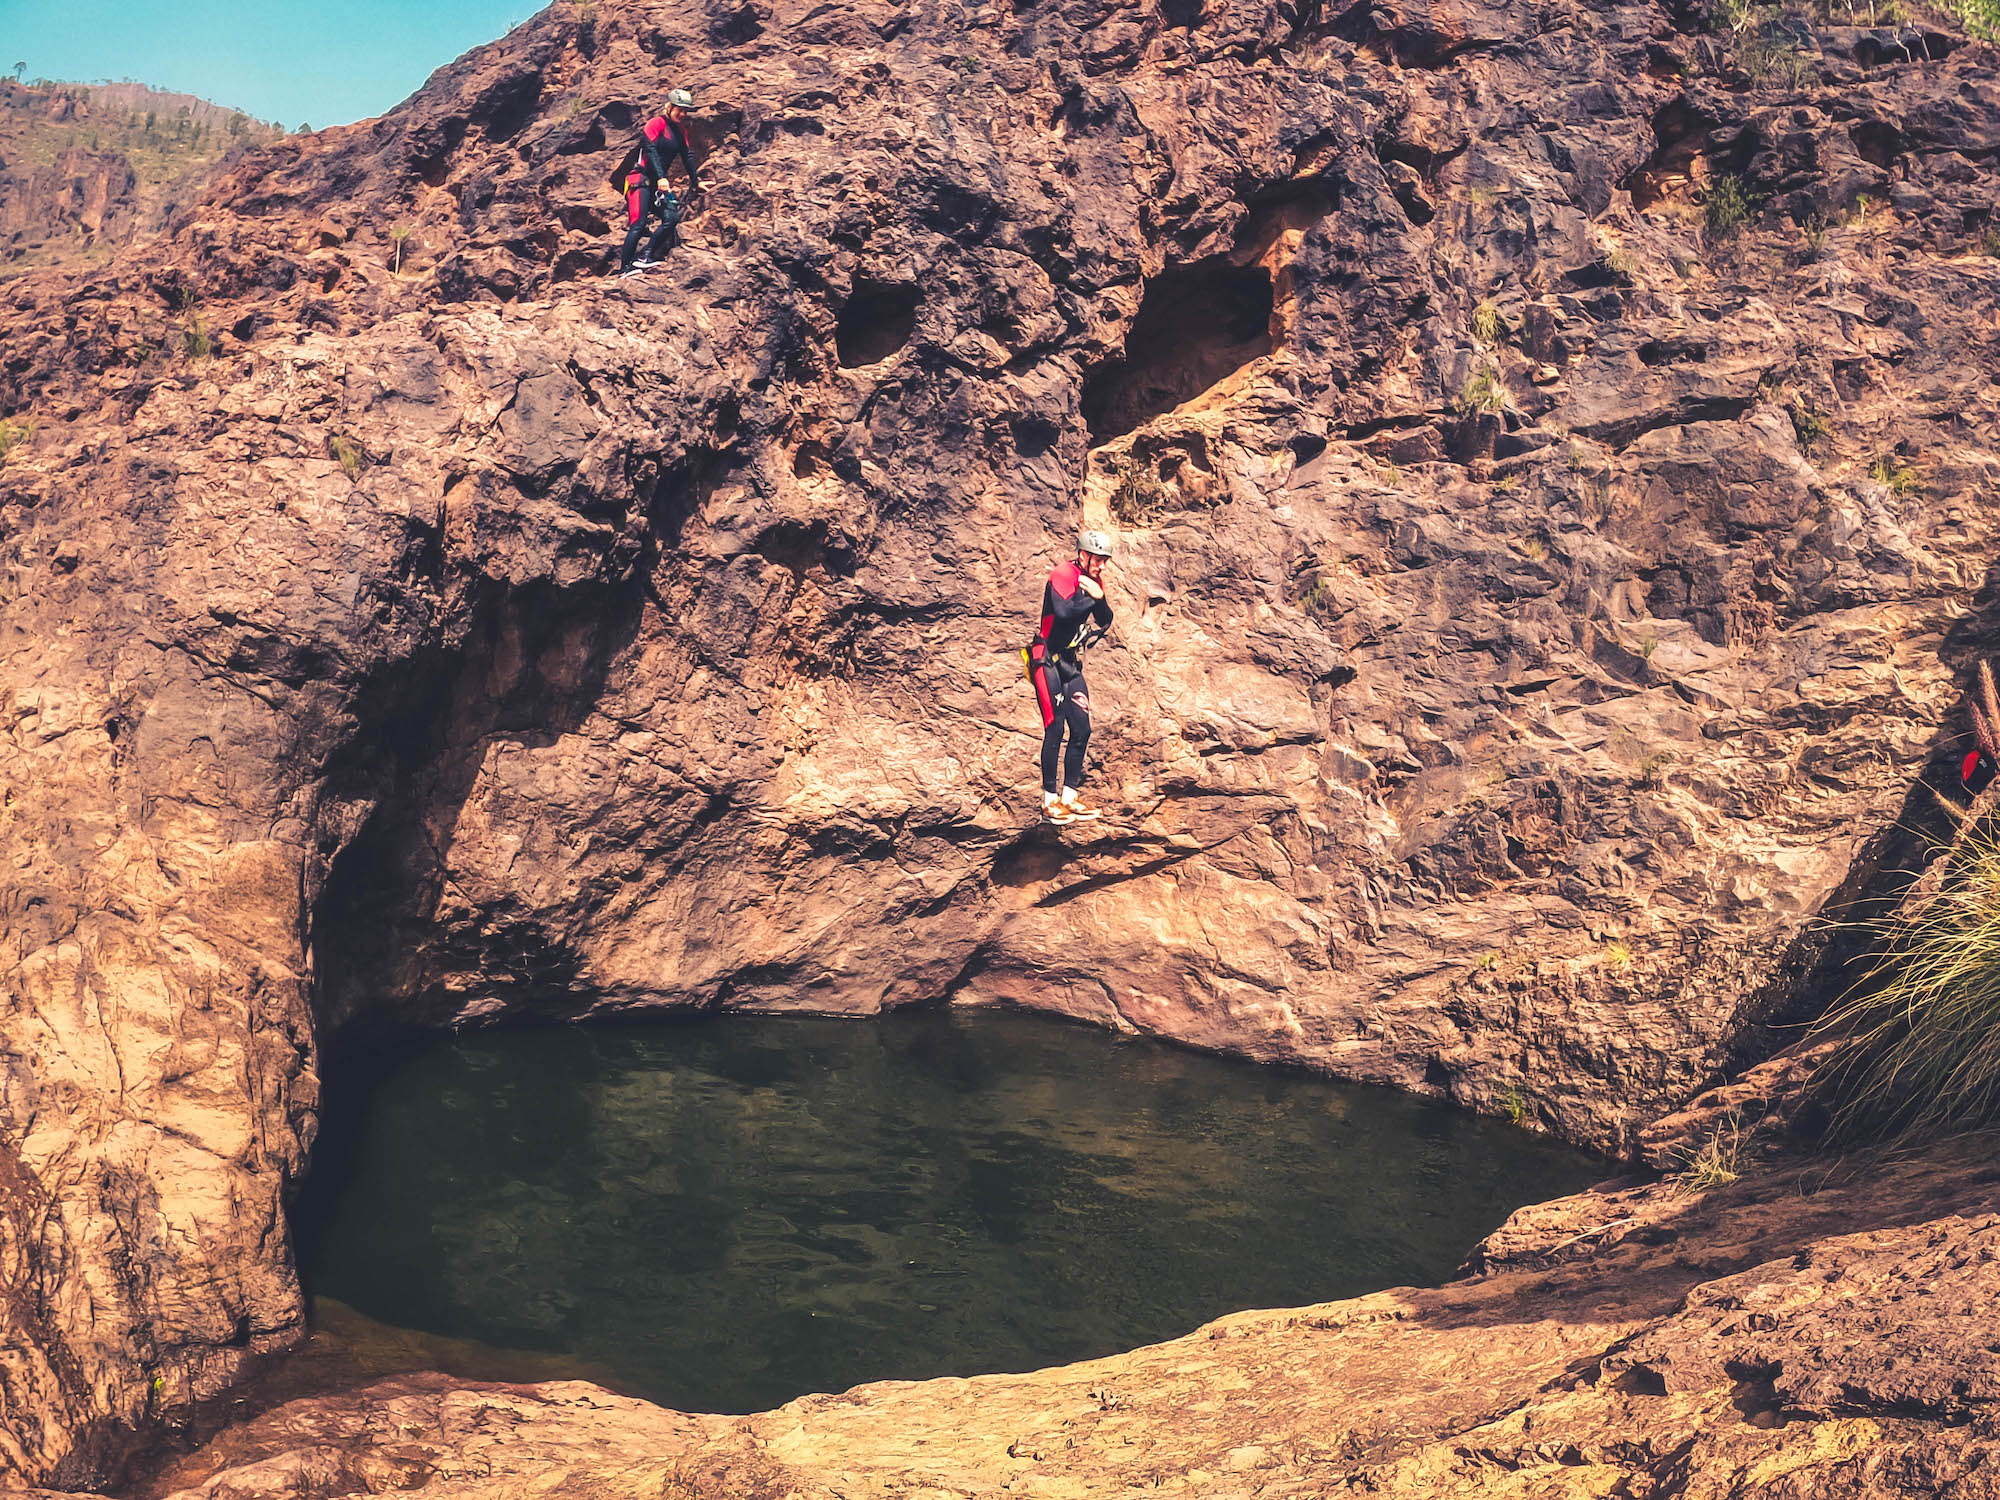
left=2, top=0, right=536, bottom=128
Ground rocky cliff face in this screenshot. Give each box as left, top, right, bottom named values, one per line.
left=1, top=0, right=1998, bottom=1485
left=0, top=81, right=276, bottom=277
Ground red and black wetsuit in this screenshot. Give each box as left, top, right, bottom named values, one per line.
left=620, top=115, right=700, bottom=269
left=1964, top=749, right=1996, bottom=794
left=1029, top=561, right=1112, bottom=796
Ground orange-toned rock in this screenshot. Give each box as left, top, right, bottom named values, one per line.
left=1, top=0, right=1998, bottom=1487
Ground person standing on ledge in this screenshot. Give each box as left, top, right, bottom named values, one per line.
left=614, top=88, right=703, bottom=276
left=1027, top=530, right=1114, bottom=824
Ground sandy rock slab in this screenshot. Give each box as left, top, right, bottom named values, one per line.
left=92, top=1143, right=2000, bottom=1500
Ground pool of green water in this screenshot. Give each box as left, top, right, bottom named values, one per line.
left=293, top=1007, right=1605, bottom=1414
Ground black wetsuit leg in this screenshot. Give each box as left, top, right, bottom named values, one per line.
left=643, top=191, right=682, bottom=261
left=1060, top=667, right=1091, bottom=790
left=1038, top=663, right=1065, bottom=795
left=1037, top=661, right=1091, bottom=796
left=620, top=180, right=659, bottom=269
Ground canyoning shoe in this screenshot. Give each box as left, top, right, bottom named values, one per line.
left=1042, top=797, right=1075, bottom=825
left=1060, top=793, right=1103, bottom=822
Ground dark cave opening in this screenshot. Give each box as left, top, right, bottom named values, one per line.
left=1080, top=257, right=1274, bottom=444
left=302, top=452, right=721, bottom=1043
left=835, top=281, right=920, bottom=368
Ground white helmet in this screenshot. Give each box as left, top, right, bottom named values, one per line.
left=1078, top=529, right=1112, bottom=558
left=667, top=89, right=695, bottom=109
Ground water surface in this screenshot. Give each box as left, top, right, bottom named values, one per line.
left=295, top=1008, right=1604, bottom=1412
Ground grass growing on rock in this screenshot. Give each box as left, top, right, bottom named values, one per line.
left=1810, top=826, right=2000, bottom=1143
left=1105, top=455, right=1171, bottom=526
left=1705, top=174, right=1756, bottom=241
left=1672, top=1112, right=1745, bottom=1196
left=1870, top=454, right=1919, bottom=495
left=0, top=416, right=28, bottom=464
left=1950, top=0, right=1999, bottom=40
left=1455, top=366, right=1507, bottom=416
left=328, top=434, right=364, bottom=478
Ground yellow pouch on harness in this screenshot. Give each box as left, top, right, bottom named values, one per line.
left=1021, top=647, right=1035, bottom=684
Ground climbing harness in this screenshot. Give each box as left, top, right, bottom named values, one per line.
left=1020, top=621, right=1108, bottom=684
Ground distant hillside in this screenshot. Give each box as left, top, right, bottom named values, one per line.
left=0, top=78, right=283, bottom=277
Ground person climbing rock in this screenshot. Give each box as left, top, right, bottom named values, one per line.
left=612, top=88, right=703, bottom=275
left=1026, top=530, right=1114, bottom=824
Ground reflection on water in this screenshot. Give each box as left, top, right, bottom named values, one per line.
left=293, top=1007, right=1604, bottom=1413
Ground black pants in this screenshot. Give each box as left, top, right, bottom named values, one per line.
left=1034, top=660, right=1091, bottom=795
left=620, top=184, right=681, bottom=269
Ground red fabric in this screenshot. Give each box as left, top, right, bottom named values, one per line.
left=1048, top=561, right=1080, bottom=600
left=1964, top=750, right=1985, bottom=785
left=1032, top=662, right=1056, bottom=728
left=626, top=172, right=644, bottom=224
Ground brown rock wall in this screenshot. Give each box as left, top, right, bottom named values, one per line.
left=0, top=0, right=1996, bottom=1484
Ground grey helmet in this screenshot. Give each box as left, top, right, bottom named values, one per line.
left=1078, top=528, right=1113, bottom=558
left=667, top=88, right=695, bottom=108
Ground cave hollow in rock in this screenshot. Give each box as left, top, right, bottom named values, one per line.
left=835, top=281, right=921, bottom=367
left=1082, top=256, right=1274, bottom=443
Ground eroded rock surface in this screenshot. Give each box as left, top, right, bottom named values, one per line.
left=1, top=0, right=1998, bottom=1484
left=100, top=1144, right=2000, bottom=1499
left=0, top=80, right=278, bottom=278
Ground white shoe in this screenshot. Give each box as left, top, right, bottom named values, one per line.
left=1061, top=790, right=1102, bottom=821
left=1042, top=796, right=1075, bottom=825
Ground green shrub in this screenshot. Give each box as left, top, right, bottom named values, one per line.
left=1870, top=454, right=1918, bottom=495
left=182, top=316, right=211, bottom=360
left=1810, top=660, right=2000, bottom=1141
left=1705, top=174, right=1756, bottom=240
left=1948, top=0, right=1999, bottom=40
left=1472, top=299, right=1503, bottom=346
left=1106, top=455, right=1171, bottom=525
left=328, top=434, right=364, bottom=477
left=1454, top=366, right=1507, bottom=416
left=1715, top=0, right=1764, bottom=34
left=1786, top=392, right=1831, bottom=454
left=0, top=415, right=29, bottom=465
left=1670, top=1112, right=1744, bottom=1195
left=1799, top=213, right=1829, bottom=263
left=1817, top=0, right=1905, bottom=21
left=1810, top=825, right=2000, bottom=1142
left=1637, top=750, right=1677, bottom=787
left=1741, top=34, right=1816, bottom=87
